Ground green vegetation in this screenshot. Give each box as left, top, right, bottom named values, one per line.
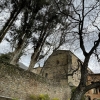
left=0, top=52, right=12, bottom=63
left=71, top=86, right=76, bottom=97
left=29, top=95, right=37, bottom=100
left=52, top=98, right=59, bottom=100
left=71, top=86, right=85, bottom=100
left=29, top=94, right=50, bottom=100
left=12, top=98, right=19, bottom=100
left=38, top=94, right=50, bottom=100
left=28, top=94, right=59, bottom=100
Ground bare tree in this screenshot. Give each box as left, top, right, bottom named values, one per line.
left=54, top=0, right=100, bottom=100
left=7, top=0, right=50, bottom=65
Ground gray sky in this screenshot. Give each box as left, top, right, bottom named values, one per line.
left=0, top=38, right=100, bottom=73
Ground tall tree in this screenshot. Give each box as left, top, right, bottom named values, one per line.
left=0, top=0, right=33, bottom=43
left=4, top=0, right=73, bottom=70
left=0, top=0, right=20, bottom=42
left=28, top=7, right=59, bottom=71
left=27, top=0, right=73, bottom=71
left=9, top=6, right=34, bottom=65
left=9, top=0, right=50, bottom=65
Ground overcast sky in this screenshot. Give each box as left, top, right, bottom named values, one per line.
left=0, top=38, right=100, bottom=73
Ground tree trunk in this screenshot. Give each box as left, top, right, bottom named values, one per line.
left=70, top=57, right=89, bottom=100
left=10, top=37, right=26, bottom=65
left=28, top=58, right=37, bottom=71
left=28, top=49, right=39, bottom=71
left=70, top=87, right=85, bottom=100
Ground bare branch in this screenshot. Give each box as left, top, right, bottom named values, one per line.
left=84, top=1, right=99, bottom=17
left=84, top=81, right=100, bottom=93
left=66, top=59, right=82, bottom=76
left=71, top=2, right=81, bottom=20
left=53, top=0, right=79, bottom=21
left=89, top=33, right=100, bottom=55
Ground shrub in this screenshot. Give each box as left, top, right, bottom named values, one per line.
left=29, top=95, right=37, bottom=100
left=71, top=86, right=76, bottom=97
left=52, top=98, right=59, bottom=100
left=0, top=52, right=12, bottom=63
left=38, top=94, right=50, bottom=100
left=28, top=94, right=50, bottom=100
left=12, top=98, right=19, bottom=100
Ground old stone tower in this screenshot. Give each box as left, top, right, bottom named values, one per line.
left=33, top=50, right=82, bottom=86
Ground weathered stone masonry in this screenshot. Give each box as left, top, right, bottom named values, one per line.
left=0, top=63, right=71, bottom=100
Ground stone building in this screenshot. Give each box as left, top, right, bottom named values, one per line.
left=85, top=74, right=100, bottom=100
left=33, top=50, right=93, bottom=86
left=40, top=50, right=82, bottom=86
left=32, top=50, right=98, bottom=100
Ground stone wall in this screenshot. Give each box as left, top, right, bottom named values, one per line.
left=0, top=62, right=71, bottom=100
